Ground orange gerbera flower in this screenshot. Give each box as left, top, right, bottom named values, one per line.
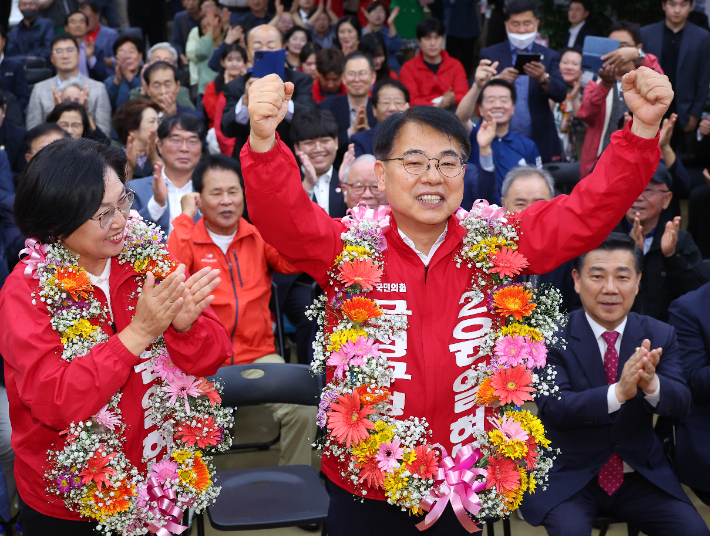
left=55, top=268, right=93, bottom=300
left=338, top=258, right=383, bottom=292
left=358, top=385, right=391, bottom=406
left=474, top=377, right=498, bottom=406
left=79, top=450, right=117, bottom=490
left=490, top=365, right=535, bottom=406
left=484, top=455, right=520, bottom=494
left=82, top=479, right=135, bottom=519
left=195, top=377, right=222, bottom=407
left=357, top=455, right=385, bottom=489
left=191, top=456, right=212, bottom=491
left=327, top=390, right=376, bottom=447
left=174, top=416, right=222, bottom=448
left=407, top=445, right=439, bottom=479
left=135, top=256, right=180, bottom=279
left=489, top=247, right=529, bottom=279
left=492, top=285, right=536, bottom=321
left=341, top=296, right=384, bottom=323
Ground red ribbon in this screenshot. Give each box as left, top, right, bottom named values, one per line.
left=20, top=237, right=48, bottom=279
left=416, top=444, right=488, bottom=533
left=145, top=477, right=188, bottom=536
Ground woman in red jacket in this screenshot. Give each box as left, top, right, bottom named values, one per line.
left=0, top=139, right=233, bottom=535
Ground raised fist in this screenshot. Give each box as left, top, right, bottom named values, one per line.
left=247, top=74, right=295, bottom=152
left=622, top=67, right=673, bottom=139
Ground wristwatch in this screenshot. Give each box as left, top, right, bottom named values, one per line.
left=635, top=48, right=646, bottom=66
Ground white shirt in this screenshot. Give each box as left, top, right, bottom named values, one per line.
left=235, top=95, right=294, bottom=124
left=585, top=312, right=661, bottom=473
left=306, top=166, right=334, bottom=214
left=398, top=223, right=448, bottom=266
left=207, top=227, right=237, bottom=255
left=87, top=258, right=113, bottom=322
left=567, top=21, right=585, bottom=47
left=146, top=167, right=194, bottom=235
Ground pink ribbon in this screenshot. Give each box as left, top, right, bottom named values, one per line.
left=343, top=203, right=392, bottom=234
left=145, top=477, right=187, bottom=536
left=20, top=237, right=48, bottom=279
left=472, top=200, right=507, bottom=222
left=416, top=444, right=488, bottom=533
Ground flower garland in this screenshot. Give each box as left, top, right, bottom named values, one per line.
left=23, top=215, right=234, bottom=535
left=307, top=203, right=564, bottom=531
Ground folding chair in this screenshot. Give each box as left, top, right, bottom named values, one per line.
left=196, top=363, right=328, bottom=534
left=543, top=162, right=581, bottom=196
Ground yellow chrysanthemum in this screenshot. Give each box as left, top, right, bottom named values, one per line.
left=466, top=237, right=514, bottom=263
left=505, top=468, right=528, bottom=511
left=179, top=468, right=194, bottom=484
left=172, top=449, right=193, bottom=464
left=335, top=246, right=374, bottom=265
left=506, top=410, right=550, bottom=448
left=383, top=470, right=409, bottom=501
left=488, top=430, right=528, bottom=459
left=327, top=328, right=367, bottom=352
left=402, top=449, right=417, bottom=465
left=352, top=422, right=395, bottom=460
left=528, top=473, right=537, bottom=494
left=61, top=318, right=98, bottom=344
left=499, top=324, right=544, bottom=342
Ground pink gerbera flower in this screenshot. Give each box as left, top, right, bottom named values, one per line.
left=340, top=337, right=378, bottom=367
left=526, top=339, right=548, bottom=369
left=327, top=348, right=353, bottom=380
left=94, top=404, right=121, bottom=431
left=149, top=459, right=178, bottom=484
left=163, top=373, right=202, bottom=413
left=494, top=335, right=528, bottom=367
left=152, top=349, right=182, bottom=382
left=376, top=437, right=403, bottom=473
left=490, top=416, right=529, bottom=442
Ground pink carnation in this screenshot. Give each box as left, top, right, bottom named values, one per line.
left=494, top=335, right=528, bottom=367
left=526, top=339, right=548, bottom=369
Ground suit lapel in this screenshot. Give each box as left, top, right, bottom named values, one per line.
left=618, top=313, right=645, bottom=382
left=569, top=310, right=608, bottom=387
left=677, top=23, right=693, bottom=74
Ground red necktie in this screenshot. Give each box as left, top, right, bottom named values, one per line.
left=598, top=331, right=623, bottom=495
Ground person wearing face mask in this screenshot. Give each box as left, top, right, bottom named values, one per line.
left=480, top=0, right=567, bottom=164
left=6, top=0, right=55, bottom=60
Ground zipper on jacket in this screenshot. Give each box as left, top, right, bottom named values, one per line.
left=232, top=250, right=244, bottom=287
left=424, top=265, right=429, bottom=282
left=221, top=251, right=239, bottom=348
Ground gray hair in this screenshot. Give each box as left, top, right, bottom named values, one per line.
left=147, top=43, right=178, bottom=64
left=342, top=154, right=377, bottom=184
left=501, top=165, right=555, bottom=200
left=57, top=81, right=84, bottom=94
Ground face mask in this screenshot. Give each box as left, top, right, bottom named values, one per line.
left=21, top=8, right=39, bottom=19
left=507, top=24, right=537, bottom=50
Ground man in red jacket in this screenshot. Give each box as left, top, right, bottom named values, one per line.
left=241, top=67, right=672, bottom=534
left=398, top=17, right=469, bottom=108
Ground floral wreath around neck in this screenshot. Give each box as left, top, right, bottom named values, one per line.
left=307, top=202, right=565, bottom=533
left=21, top=214, right=234, bottom=536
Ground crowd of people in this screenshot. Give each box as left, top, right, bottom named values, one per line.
left=0, top=0, right=709, bottom=533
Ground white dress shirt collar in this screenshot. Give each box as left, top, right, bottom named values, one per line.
left=585, top=312, right=628, bottom=361
left=398, top=223, right=448, bottom=266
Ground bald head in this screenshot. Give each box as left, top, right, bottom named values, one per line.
left=247, top=25, right=283, bottom=60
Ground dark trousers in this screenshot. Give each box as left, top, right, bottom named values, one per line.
left=541, top=472, right=710, bottom=536
left=325, top=477, right=484, bottom=536
left=18, top=496, right=96, bottom=536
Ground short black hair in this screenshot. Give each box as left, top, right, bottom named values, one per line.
left=506, top=0, right=538, bottom=19
left=569, top=0, right=591, bottom=11
left=157, top=113, right=206, bottom=141
left=478, top=78, right=517, bottom=105
left=572, top=232, right=644, bottom=275
left=143, top=60, right=179, bottom=85
left=608, top=20, right=642, bottom=46
left=284, top=25, right=311, bottom=45
left=366, top=1, right=389, bottom=16
left=15, top=139, right=128, bottom=243
left=343, top=50, right=375, bottom=72
left=113, top=34, right=143, bottom=56
left=79, top=1, right=101, bottom=14
left=23, top=123, right=71, bottom=154
left=192, top=154, right=242, bottom=193
left=415, top=17, right=445, bottom=40
left=373, top=106, right=471, bottom=161
left=372, top=79, right=409, bottom=106
left=559, top=46, right=583, bottom=60
left=316, top=47, right=344, bottom=75
left=50, top=33, right=79, bottom=51
left=46, top=101, right=94, bottom=137
left=334, top=16, right=362, bottom=50
left=290, top=108, right=339, bottom=144
left=64, top=10, right=88, bottom=26
left=299, top=41, right=322, bottom=64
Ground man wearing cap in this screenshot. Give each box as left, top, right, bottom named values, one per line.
left=613, top=164, right=706, bottom=322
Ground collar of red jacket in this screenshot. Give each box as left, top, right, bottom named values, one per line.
left=413, top=49, right=454, bottom=70
left=312, top=78, right=347, bottom=103
left=191, top=216, right=255, bottom=246
left=385, top=210, right=467, bottom=266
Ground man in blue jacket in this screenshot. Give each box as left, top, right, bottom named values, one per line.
left=519, top=232, right=709, bottom=536
left=6, top=0, right=54, bottom=60
left=479, top=0, right=566, bottom=163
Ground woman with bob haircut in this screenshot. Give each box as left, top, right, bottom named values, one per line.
left=46, top=102, right=111, bottom=145
left=0, top=139, right=233, bottom=535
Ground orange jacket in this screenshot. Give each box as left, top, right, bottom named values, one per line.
left=168, top=214, right=299, bottom=366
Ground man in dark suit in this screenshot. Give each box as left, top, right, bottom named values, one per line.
left=641, top=0, right=710, bottom=135
left=519, top=232, right=709, bottom=536
left=563, top=0, right=596, bottom=49
left=221, top=25, right=316, bottom=159
left=352, top=79, right=409, bottom=158
left=318, top=51, right=376, bottom=151
left=0, top=26, right=30, bottom=113
left=479, top=0, right=566, bottom=163
left=668, top=283, right=710, bottom=506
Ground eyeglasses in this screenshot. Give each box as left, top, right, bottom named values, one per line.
left=639, top=187, right=670, bottom=198
left=53, top=47, right=78, bottom=55
left=90, top=190, right=134, bottom=228
left=165, top=135, right=201, bottom=149
left=344, top=70, right=372, bottom=80
left=382, top=153, right=464, bottom=178
left=342, top=181, right=381, bottom=194
left=57, top=120, right=83, bottom=131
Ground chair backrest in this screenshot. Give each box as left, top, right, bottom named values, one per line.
left=25, top=68, right=53, bottom=85
left=24, top=57, right=46, bottom=69
left=208, top=363, right=321, bottom=408
left=543, top=162, right=581, bottom=196
left=702, top=259, right=710, bottom=282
